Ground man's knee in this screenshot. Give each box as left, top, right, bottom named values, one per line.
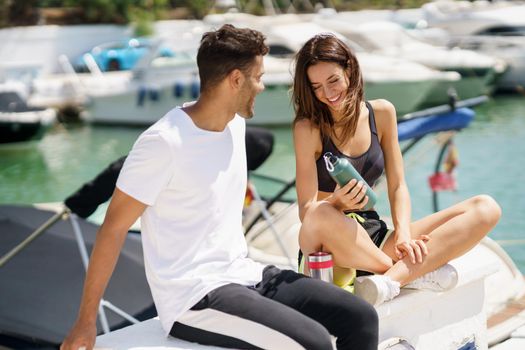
left=356, top=302, right=379, bottom=338
left=298, top=322, right=334, bottom=350
left=352, top=302, right=379, bottom=348
left=338, top=296, right=379, bottom=341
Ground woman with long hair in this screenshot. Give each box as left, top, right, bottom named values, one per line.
left=292, top=33, right=501, bottom=305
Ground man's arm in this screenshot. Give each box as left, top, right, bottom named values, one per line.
left=61, top=188, right=147, bottom=350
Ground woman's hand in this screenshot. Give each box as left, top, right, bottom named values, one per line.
left=394, top=232, right=430, bottom=264
left=329, top=179, right=369, bottom=211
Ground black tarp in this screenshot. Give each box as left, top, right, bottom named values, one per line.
left=0, top=205, right=155, bottom=346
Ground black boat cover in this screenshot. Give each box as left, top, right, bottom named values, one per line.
left=0, top=205, right=155, bottom=346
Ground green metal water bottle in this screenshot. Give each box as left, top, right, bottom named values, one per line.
left=323, top=152, right=377, bottom=210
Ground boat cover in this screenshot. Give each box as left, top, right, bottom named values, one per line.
left=397, top=107, right=474, bottom=141
left=0, top=205, right=155, bottom=346
left=0, top=91, right=45, bottom=113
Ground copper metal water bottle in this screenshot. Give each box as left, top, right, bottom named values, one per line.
left=308, top=252, right=333, bottom=283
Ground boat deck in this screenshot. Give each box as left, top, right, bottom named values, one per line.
left=488, top=293, right=525, bottom=349
left=491, top=323, right=525, bottom=349
left=488, top=294, right=525, bottom=329
left=95, top=245, right=509, bottom=349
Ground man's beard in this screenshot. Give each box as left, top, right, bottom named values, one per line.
left=238, top=97, right=255, bottom=119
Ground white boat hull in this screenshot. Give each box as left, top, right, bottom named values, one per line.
left=498, top=52, right=525, bottom=91
left=84, top=84, right=191, bottom=126
left=83, top=82, right=296, bottom=127
left=365, top=79, right=437, bottom=116
left=423, top=74, right=494, bottom=108
left=84, top=77, right=439, bottom=126
left=451, top=36, right=525, bottom=92
left=94, top=236, right=525, bottom=349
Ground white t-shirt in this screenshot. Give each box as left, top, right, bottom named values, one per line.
left=116, top=107, right=265, bottom=334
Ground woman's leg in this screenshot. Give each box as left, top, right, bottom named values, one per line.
left=381, top=195, right=501, bottom=285
left=299, top=201, right=393, bottom=276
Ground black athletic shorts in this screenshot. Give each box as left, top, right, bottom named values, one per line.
left=347, top=210, right=391, bottom=248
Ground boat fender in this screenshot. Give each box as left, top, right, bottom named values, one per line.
left=191, top=81, right=200, bottom=99
left=173, top=82, right=185, bottom=98
left=137, top=86, right=147, bottom=106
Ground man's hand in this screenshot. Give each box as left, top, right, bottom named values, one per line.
left=61, top=320, right=97, bottom=350
left=61, top=189, right=147, bottom=350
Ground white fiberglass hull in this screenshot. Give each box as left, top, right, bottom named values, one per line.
left=498, top=53, right=525, bottom=91
left=83, top=82, right=294, bottom=126
left=423, top=73, right=495, bottom=108
left=365, top=79, right=437, bottom=116
left=245, top=204, right=525, bottom=349
left=452, top=36, right=525, bottom=91
left=94, top=230, right=525, bottom=350
left=84, top=77, right=442, bottom=126
left=84, top=86, right=185, bottom=126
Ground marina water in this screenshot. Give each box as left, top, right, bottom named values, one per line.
left=1, top=95, right=524, bottom=271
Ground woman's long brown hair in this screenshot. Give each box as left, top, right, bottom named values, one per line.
left=292, top=34, right=364, bottom=143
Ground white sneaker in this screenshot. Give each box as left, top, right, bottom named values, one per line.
left=404, top=264, right=459, bottom=292
left=355, top=275, right=400, bottom=306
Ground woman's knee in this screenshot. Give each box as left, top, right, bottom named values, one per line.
left=303, top=202, right=333, bottom=225
left=301, top=202, right=340, bottom=240
left=469, top=194, right=501, bottom=229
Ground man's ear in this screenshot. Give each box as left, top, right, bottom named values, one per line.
left=228, top=69, right=244, bottom=90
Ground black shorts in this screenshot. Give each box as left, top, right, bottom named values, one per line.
left=346, top=211, right=392, bottom=277
left=347, top=210, right=391, bottom=248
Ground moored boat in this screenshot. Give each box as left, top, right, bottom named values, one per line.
left=0, top=85, right=56, bottom=144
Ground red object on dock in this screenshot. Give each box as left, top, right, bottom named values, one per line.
left=428, top=172, right=457, bottom=192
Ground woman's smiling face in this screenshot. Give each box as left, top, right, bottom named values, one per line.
left=307, top=61, right=349, bottom=114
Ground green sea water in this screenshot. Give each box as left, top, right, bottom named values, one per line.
left=1, top=95, right=524, bottom=270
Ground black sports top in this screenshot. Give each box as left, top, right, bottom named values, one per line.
left=316, top=101, right=384, bottom=192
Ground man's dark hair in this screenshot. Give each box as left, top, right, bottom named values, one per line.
left=197, top=24, right=268, bottom=92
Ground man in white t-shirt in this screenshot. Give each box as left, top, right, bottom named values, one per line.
left=61, top=24, right=378, bottom=350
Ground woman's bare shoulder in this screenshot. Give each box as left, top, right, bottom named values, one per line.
left=369, top=99, right=396, bottom=117
left=294, top=118, right=323, bottom=155
left=368, top=99, right=398, bottom=141
left=294, top=118, right=320, bottom=137
left=369, top=99, right=397, bottom=123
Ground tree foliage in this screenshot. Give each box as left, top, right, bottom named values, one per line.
left=0, top=0, right=429, bottom=27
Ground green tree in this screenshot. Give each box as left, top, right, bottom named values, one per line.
left=180, top=0, right=211, bottom=19
left=4, top=0, right=39, bottom=26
